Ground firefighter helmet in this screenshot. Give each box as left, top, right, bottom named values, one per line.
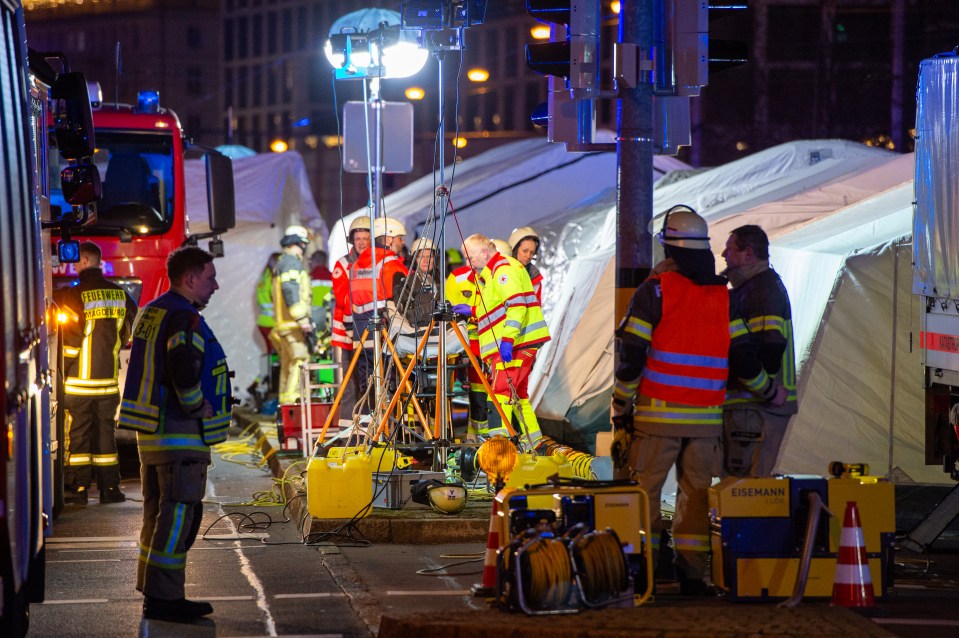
left=412, top=237, right=436, bottom=253
left=657, top=205, right=710, bottom=250
left=348, top=216, right=371, bottom=243
left=508, top=226, right=540, bottom=253
left=410, top=479, right=468, bottom=515
left=372, top=216, right=407, bottom=239
left=281, top=224, right=311, bottom=248
left=491, top=238, right=512, bottom=256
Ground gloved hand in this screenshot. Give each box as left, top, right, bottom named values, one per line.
left=499, top=341, right=513, bottom=363
left=452, top=304, right=472, bottom=317
left=610, top=428, right=632, bottom=472
left=610, top=397, right=633, bottom=431
left=771, top=383, right=788, bottom=408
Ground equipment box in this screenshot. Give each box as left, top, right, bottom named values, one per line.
left=277, top=402, right=340, bottom=449
left=709, top=475, right=895, bottom=601
left=372, top=470, right=446, bottom=509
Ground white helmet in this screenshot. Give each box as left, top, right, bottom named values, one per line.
left=411, top=479, right=468, bottom=515
left=372, top=216, right=407, bottom=239
left=657, top=205, right=709, bottom=250
left=281, top=224, right=311, bottom=248
left=348, top=216, right=371, bottom=243
left=491, top=239, right=512, bottom=256
left=284, top=224, right=311, bottom=244
left=508, top=226, right=540, bottom=252
left=412, top=237, right=436, bottom=253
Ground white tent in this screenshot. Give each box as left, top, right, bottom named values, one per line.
left=186, top=151, right=324, bottom=399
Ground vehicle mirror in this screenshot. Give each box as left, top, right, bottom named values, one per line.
left=60, top=163, right=101, bottom=206
left=50, top=72, right=96, bottom=160
left=205, top=151, right=236, bottom=233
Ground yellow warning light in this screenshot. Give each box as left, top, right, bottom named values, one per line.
left=270, top=139, right=289, bottom=153
left=530, top=25, right=551, bottom=40
left=467, top=68, right=490, bottom=83
left=611, top=1, right=621, bottom=14
left=405, top=87, right=426, bottom=100
left=56, top=311, right=69, bottom=325
left=453, top=137, right=468, bottom=149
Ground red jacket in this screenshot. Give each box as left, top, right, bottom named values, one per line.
left=331, top=253, right=356, bottom=350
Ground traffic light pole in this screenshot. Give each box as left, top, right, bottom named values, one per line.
left=615, top=0, right=655, bottom=323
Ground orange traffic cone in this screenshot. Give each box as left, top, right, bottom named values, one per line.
left=471, top=498, right=501, bottom=597
left=831, top=500, right=875, bottom=607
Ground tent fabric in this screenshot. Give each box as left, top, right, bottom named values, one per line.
left=185, top=151, right=325, bottom=401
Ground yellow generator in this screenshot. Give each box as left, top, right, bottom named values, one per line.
left=709, top=474, right=895, bottom=601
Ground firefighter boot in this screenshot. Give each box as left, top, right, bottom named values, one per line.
left=100, top=487, right=126, bottom=504
left=64, top=486, right=88, bottom=506
left=143, top=597, right=214, bottom=622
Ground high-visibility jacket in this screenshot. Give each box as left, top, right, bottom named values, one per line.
left=475, top=252, right=550, bottom=362
left=349, top=245, right=408, bottom=317
left=272, top=249, right=311, bottom=328
left=638, top=272, right=730, bottom=406
left=255, top=265, right=275, bottom=329
left=59, top=267, right=138, bottom=396
left=725, top=266, right=798, bottom=415
left=349, top=244, right=408, bottom=348
left=445, top=265, right=480, bottom=355
left=331, top=253, right=356, bottom=350
left=119, top=291, right=233, bottom=448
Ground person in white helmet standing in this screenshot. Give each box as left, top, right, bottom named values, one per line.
left=609, top=205, right=746, bottom=596
left=271, top=225, right=313, bottom=405
left=508, top=226, right=544, bottom=303
left=330, top=216, right=371, bottom=415
left=348, top=217, right=409, bottom=401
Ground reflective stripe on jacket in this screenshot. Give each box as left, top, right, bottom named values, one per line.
left=638, top=271, right=730, bottom=407
left=445, top=265, right=480, bottom=354
left=272, top=250, right=311, bottom=327
left=475, top=252, right=550, bottom=362
left=331, top=253, right=356, bottom=350
left=119, top=292, right=232, bottom=446
left=60, top=267, right=138, bottom=396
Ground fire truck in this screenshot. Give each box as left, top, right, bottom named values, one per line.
left=49, top=85, right=236, bottom=304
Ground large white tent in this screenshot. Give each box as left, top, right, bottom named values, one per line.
left=186, top=151, right=324, bottom=400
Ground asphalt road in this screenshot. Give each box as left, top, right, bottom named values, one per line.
left=27, top=432, right=959, bottom=637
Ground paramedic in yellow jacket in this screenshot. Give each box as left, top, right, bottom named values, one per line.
left=458, top=234, right=550, bottom=449
left=446, top=259, right=486, bottom=438
left=271, top=225, right=313, bottom=404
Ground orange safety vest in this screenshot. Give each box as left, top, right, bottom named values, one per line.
left=638, top=271, right=730, bottom=406
left=348, top=245, right=408, bottom=316
left=331, top=253, right=355, bottom=350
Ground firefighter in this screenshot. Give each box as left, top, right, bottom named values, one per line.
left=722, top=224, right=797, bottom=476
left=349, top=217, right=409, bottom=400
left=609, top=205, right=744, bottom=595
left=446, top=248, right=487, bottom=439
left=508, top=226, right=544, bottom=302
left=458, top=234, right=550, bottom=449
left=119, top=246, right=231, bottom=622
left=271, top=225, right=313, bottom=405
left=331, top=217, right=371, bottom=415
left=58, top=241, right=138, bottom=505
left=254, top=252, right=281, bottom=355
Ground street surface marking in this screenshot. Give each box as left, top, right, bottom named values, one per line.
left=204, top=595, right=257, bottom=601
left=40, top=599, right=110, bottom=604
left=386, top=590, right=471, bottom=596
left=48, top=535, right=139, bottom=543
left=48, top=558, right=122, bottom=563
left=209, top=481, right=278, bottom=636
left=274, top=593, right=347, bottom=599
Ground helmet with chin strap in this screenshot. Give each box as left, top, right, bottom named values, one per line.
left=657, top=205, right=710, bottom=250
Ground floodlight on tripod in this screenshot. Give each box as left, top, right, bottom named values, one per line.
left=400, top=0, right=489, bottom=30
left=324, top=9, right=429, bottom=81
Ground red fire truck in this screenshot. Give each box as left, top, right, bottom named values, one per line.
left=49, top=86, right=236, bottom=304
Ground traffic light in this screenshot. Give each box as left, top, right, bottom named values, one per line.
left=526, top=0, right=603, bottom=150
left=525, top=0, right=600, bottom=99
left=652, top=0, right=748, bottom=97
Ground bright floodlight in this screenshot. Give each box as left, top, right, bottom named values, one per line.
left=324, top=8, right=428, bottom=80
